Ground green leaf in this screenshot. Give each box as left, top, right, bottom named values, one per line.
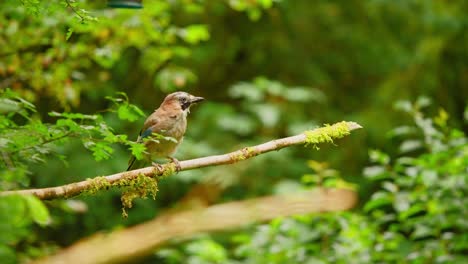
left=258, top=0, right=273, bottom=8
left=363, top=165, right=387, bottom=180
left=0, top=98, right=21, bottom=113
left=464, top=105, right=468, bottom=122
left=0, top=245, right=16, bottom=264
left=453, top=233, right=468, bottom=251
left=129, top=142, right=146, bottom=160
left=89, top=142, right=114, bottom=161
left=399, top=140, right=423, bottom=153
left=56, top=119, right=81, bottom=132
left=0, top=195, right=30, bottom=244
left=117, top=104, right=144, bottom=122
left=284, top=87, right=326, bottom=103
left=364, top=192, right=393, bottom=212
left=154, top=67, right=197, bottom=92
left=66, top=27, right=74, bottom=41
left=398, top=203, right=425, bottom=220
left=185, top=239, right=227, bottom=262
left=50, top=112, right=97, bottom=120
left=368, top=149, right=390, bottom=165
left=411, top=224, right=433, bottom=239
left=181, top=24, right=210, bottom=44
left=129, top=104, right=144, bottom=118
left=387, top=126, right=417, bottom=138
left=415, top=96, right=432, bottom=109
left=23, top=195, right=50, bottom=226
left=394, top=100, right=413, bottom=113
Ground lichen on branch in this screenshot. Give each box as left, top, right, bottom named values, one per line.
left=84, top=174, right=159, bottom=217
left=304, top=121, right=353, bottom=149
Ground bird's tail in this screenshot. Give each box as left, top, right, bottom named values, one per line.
left=127, top=156, right=148, bottom=171
left=127, top=156, right=137, bottom=171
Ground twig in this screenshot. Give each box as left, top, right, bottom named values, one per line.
left=0, top=121, right=362, bottom=200
left=64, top=0, right=85, bottom=22
left=9, top=132, right=73, bottom=154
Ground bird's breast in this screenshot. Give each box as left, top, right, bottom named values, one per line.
left=166, top=115, right=187, bottom=139
left=145, top=115, right=187, bottom=160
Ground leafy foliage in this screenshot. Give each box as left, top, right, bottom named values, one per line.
left=156, top=101, right=468, bottom=264
left=362, top=100, right=468, bottom=263
left=0, top=195, right=52, bottom=263
left=0, top=89, right=143, bottom=186
left=2, top=0, right=208, bottom=108
left=1, top=0, right=467, bottom=263
left=0, top=89, right=146, bottom=261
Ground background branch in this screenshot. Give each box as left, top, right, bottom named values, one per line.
left=0, top=121, right=362, bottom=200
left=64, top=0, right=85, bottom=22
left=33, top=188, right=357, bottom=264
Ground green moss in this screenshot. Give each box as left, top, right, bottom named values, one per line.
left=119, top=173, right=159, bottom=218
left=119, top=163, right=177, bottom=217
left=84, top=176, right=111, bottom=195
left=83, top=173, right=159, bottom=218
left=304, top=121, right=351, bottom=150
left=229, top=147, right=258, bottom=162
left=244, top=147, right=256, bottom=157
left=121, top=190, right=140, bottom=218
left=230, top=152, right=246, bottom=162
left=161, top=163, right=176, bottom=178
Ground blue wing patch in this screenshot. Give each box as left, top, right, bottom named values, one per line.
left=141, top=127, right=153, bottom=138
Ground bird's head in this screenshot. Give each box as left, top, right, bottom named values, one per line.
left=162, top=91, right=204, bottom=113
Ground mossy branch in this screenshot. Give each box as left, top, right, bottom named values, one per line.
left=0, top=121, right=362, bottom=200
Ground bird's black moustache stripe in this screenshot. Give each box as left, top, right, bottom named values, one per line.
left=181, top=102, right=191, bottom=110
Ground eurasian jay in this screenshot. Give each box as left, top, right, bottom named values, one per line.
left=127, top=91, right=204, bottom=171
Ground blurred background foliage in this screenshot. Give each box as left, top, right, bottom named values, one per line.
left=1, top=0, right=467, bottom=263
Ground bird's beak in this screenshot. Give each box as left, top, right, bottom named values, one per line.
left=190, top=96, right=205, bottom=104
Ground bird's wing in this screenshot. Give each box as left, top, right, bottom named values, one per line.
left=127, top=123, right=160, bottom=170
left=127, top=111, right=168, bottom=170
left=140, top=127, right=154, bottom=138
left=136, top=111, right=162, bottom=142
left=126, top=155, right=137, bottom=171
left=127, top=114, right=159, bottom=170
left=127, top=109, right=177, bottom=171
left=140, top=109, right=177, bottom=139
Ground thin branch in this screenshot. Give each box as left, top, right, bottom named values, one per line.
left=0, top=121, right=362, bottom=200
left=9, top=132, right=73, bottom=154
left=64, top=0, right=85, bottom=22
left=33, top=188, right=357, bottom=264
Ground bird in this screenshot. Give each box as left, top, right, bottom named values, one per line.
left=127, top=91, right=204, bottom=171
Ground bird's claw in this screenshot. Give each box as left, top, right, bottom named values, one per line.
left=168, top=157, right=181, bottom=172
left=152, top=162, right=164, bottom=174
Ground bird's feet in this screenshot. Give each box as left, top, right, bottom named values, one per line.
left=167, top=157, right=182, bottom=172
left=151, top=162, right=164, bottom=174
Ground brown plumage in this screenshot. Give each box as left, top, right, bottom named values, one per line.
left=127, top=92, right=204, bottom=171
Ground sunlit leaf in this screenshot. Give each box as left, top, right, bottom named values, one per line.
left=23, top=195, right=50, bottom=226
left=179, top=24, right=210, bottom=44
left=118, top=104, right=143, bottom=122
left=66, top=27, right=74, bottom=41
left=399, top=140, right=423, bottom=153
left=364, top=192, right=393, bottom=212
left=129, top=142, right=146, bottom=160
